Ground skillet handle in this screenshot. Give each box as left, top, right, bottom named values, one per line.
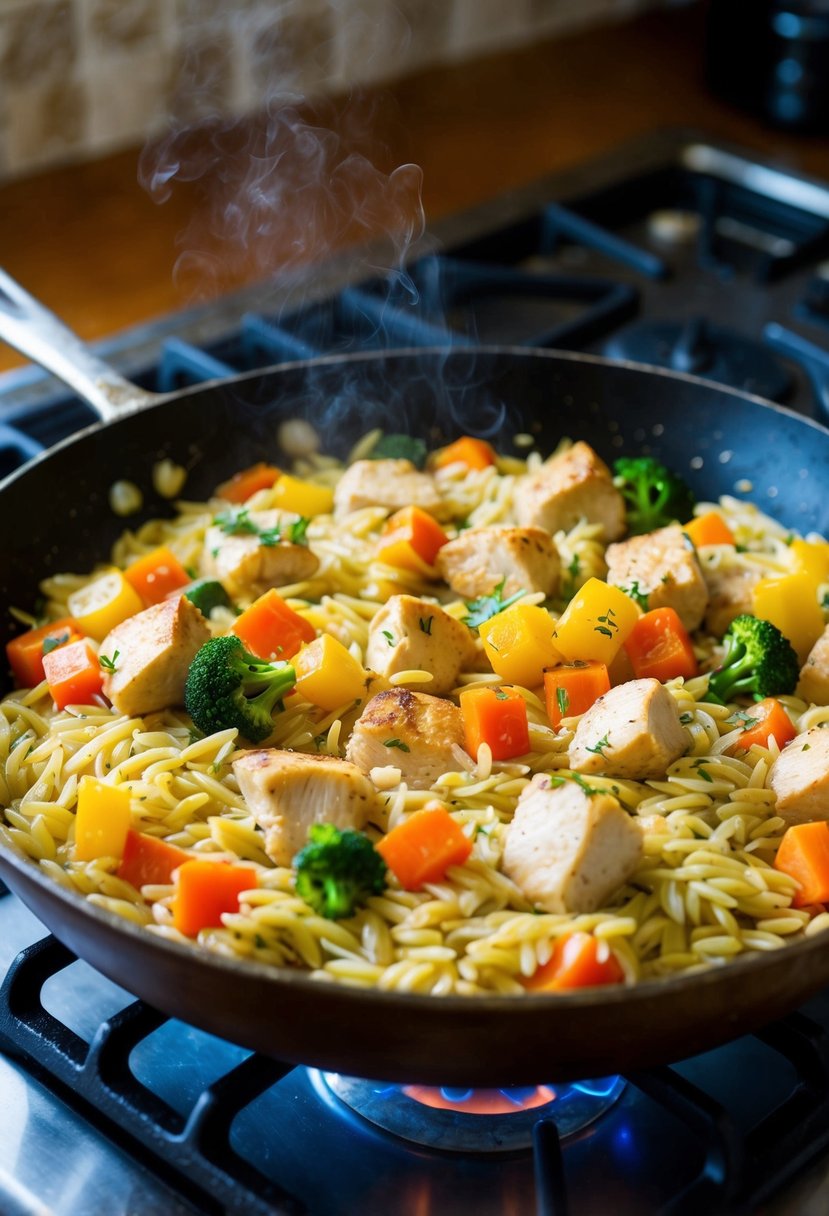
left=0, top=268, right=160, bottom=423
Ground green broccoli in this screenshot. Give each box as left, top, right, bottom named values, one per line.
left=184, top=635, right=296, bottom=743
left=368, top=433, right=428, bottom=469
left=293, top=823, right=387, bottom=919
left=612, top=455, right=696, bottom=535
left=706, top=614, right=799, bottom=705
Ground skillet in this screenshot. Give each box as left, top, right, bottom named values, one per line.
left=0, top=272, right=828, bottom=1086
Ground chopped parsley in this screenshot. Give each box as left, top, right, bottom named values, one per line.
left=561, top=552, right=581, bottom=597
left=556, top=687, right=569, bottom=716
left=384, top=738, right=411, bottom=752
left=594, top=607, right=618, bottom=639
left=620, top=581, right=649, bottom=611
left=679, top=712, right=694, bottom=724
left=549, top=772, right=605, bottom=798
left=381, top=630, right=395, bottom=647
left=418, top=616, right=434, bottom=635
left=585, top=732, right=610, bottom=757
left=42, top=632, right=70, bottom=655
left=462, top=578, right=525, bottom=629
left=494, top=689, right=509, bottom=701
left=214, top=507, right=310, bottom=547
left=726, top=709, right=759, bottom=732
left=99, top=650, right=120, bottom=673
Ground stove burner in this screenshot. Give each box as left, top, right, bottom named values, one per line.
left=314, top=1072, right=626, bottom=1152
left=604, top=317, right=794, bottom=399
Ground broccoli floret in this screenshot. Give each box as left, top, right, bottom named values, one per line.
left=612, top=455, right=696, bottom=535
left=368, top=433, right=428, bottom=469
left=184, top=635, right=296, bottom=743
left=293, top=823, right=387, bottom=919
left=706, top=614, right=799, bottom=705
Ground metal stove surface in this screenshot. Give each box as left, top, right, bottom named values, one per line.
left=5, top=131, right=829, bottom=1215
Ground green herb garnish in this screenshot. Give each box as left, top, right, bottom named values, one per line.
left=99, top=651, right=120, bottom=673
left=384, top=738, right=411, bottom=752
left=585, top=732, right=610, bottom=757
left=463, top=578, right=525, bottom=629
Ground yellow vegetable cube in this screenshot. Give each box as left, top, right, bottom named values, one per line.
left=74, top=777, right=131, bottom=862
left=552, top=577, right=640, bottom=664
left=293, top=634, right=368, bottom=710
left=790, top=539, right=829, bottom=585
left=67, top=569, right=143, bottom=641
left=479, top=604, right=561, bottom=688
left=752, top=573, right=825, bottom=662
left=271, top=474, right=334, bottom=517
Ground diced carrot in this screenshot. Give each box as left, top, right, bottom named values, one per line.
left=432, top=436, right=496, bottom=471
left=42, top=639, right=104, bottom=709
left=543, top=661, right=610, bottom=728
left=623, top=607, right=698, bottom=683
left=459, top=685, right=530, bottom=761
left=727, top=697, right=796, bottom=753
left=377, top=506, right=448, bottom=574
left=683, top=512, right=736, bottom=548
left=74, top=777, right=132, bottom=862
left=231, top=589, right=316, bottom=661
left=216, top=462, right=280, bottom=503
left=124, top=545, right=190, bottom=607
left=522, top=932, right=625, bottom=992
left=774, top=821, right=829, bottom=907
left=6, top=616, right=82, bottom=688
left=117, top=829, right=191, bottom=889
left=376, top=806, right=472, bottom=891
left=172, top=859, right=259, bottom=936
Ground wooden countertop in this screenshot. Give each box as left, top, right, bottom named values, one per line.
left=1, top=3, right=828, bottom=373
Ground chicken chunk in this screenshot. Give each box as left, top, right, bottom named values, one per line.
left=569, top=678, right=689, bottom=779
left=796, top=625, right=829, bottom=705
left=436, top=525, right=561, bottom=601
left=365, top=595, right=478, bottom=695
left=333, top=459, right=445, bottom=519
left=100, top=595, right=211, bottom=716
left=768, top=726, right=829, bottom=824
left=513, top=441, right=626, bottom=541
left=605, top=524, right=708, bottom=632
left=232, top=749, right=379, bottom=865
left=502, top=775, right=643, bottom=913
left=201, top=509, right=319, bottom=599
left=346, top=688, right=473, bottom=789
left=701, top=563, right=762, bottom=638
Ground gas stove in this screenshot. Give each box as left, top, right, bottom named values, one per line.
left=4, top=130, right=829, bottom=1215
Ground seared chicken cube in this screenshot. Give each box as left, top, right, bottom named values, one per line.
left=232, top=749, right=379, bottom=866
left=346, top=688, right=473, bottom=789
left=201, top=509, right=319, bottom=598
left=605, top=524, right=708, bottom=632
left=436, top=525, right=560, bottom=601
left=502, top=776, right=643, bottom=914
left=365, top=595, right=477, bottom=695
left=514, top=441, right=625, bottom=541
left=702, top=563, right=763, bottom=638
left=569, top=678, right=688, bottom=779
left=798, top=625, right=829, bottom=704
left=768, top=725, right=829, bottom=824
left=333, top=459, right=445, bottom=519
left=100, top=595, right=211, bottom=716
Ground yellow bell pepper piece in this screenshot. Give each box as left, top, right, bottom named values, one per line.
left=552, top=578, right=640, bottom=664
left=271, top=474, right=334, bottom=517
left=293, top=634, right=368, bottom=711
left=479, top=604, right=562, bottom=688
left=790, top=539, right=829, bottom=585
left=752, top=573, right=824, bottom=662
left=67, top=569, right=144, bottom=641
left=74, top=777, right=132, bottom=862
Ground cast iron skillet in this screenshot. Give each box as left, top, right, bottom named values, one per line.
left=0, top=272, right=828, bottom=1086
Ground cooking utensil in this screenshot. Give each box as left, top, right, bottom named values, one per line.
left=0, top=271, right=828, bottom=1087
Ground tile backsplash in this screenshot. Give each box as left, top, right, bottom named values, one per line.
left=0, top=0, right=662, bottom=180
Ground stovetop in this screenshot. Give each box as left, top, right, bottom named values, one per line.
left=4, top=130, right=829, bottom=1216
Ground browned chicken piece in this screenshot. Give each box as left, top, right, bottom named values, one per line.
left=346, top=688, right=474, bottom=789
left=232, top=749, right=379, bottom=866
left=436, top=525, right=561, bottom=601
left=100, top=596, right=211, bottom=716
left=502, top=775, right=643, bottom=914
left=365, top=595, right=478, bottom=695
left=798, top=625, right=829, bottom=704
left=513, top=441, right=626, bottom=541
left=201, top=509, right=319, bottom=598
left=333, top=459, right=446, bottom=518
left=605, top=524, right=708, bottom=632
left=701, top=563, right=763, bottom=638
left=768, top=726, right=829, bottom=824
left=569, top=678, right=689, bottom=780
